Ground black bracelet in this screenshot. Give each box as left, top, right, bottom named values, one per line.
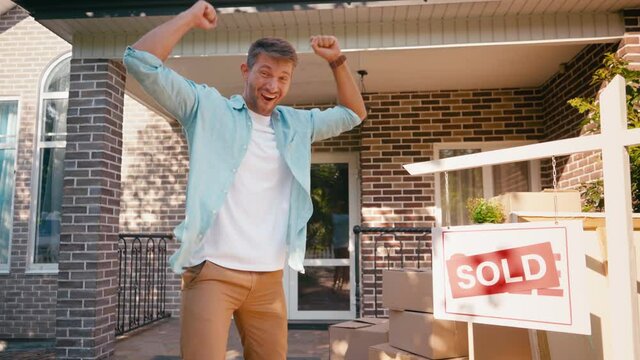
left=329, top=54, right=347, bottom=69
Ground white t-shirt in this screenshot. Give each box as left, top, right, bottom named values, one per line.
left=189, top=109, right=294, bottom=271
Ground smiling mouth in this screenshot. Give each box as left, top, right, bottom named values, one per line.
left=261, top=93, right=277, bottom=102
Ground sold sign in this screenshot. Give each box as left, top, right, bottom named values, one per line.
left=446, top=242, right=560, bottom=298
left=432, top=221, right=590, bottom=335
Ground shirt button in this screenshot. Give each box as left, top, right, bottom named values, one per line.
left=232, top=168, right=237, bottom=173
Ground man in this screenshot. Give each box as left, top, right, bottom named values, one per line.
left=123, top=1, right=366, bottom=359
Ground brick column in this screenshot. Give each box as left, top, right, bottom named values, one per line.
left=56, top=58, right=125, bottom=359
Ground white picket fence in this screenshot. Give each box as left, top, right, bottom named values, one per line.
left=404, top=75, right=640, bottom=360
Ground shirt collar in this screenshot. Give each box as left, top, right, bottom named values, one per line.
left=230, top=95, right=246, bottom=110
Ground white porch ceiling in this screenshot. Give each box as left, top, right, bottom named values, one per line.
left=126, top=41, right=592, bottom=119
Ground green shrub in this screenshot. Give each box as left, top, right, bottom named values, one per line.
left=466, top=198, right=506, bottom=224
left=568, top=53, right=640, bottom=212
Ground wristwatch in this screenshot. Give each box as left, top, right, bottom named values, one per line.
left=329, top=54, right=347, bottom=69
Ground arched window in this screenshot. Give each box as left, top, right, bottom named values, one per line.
left=29, top=53, right=70, bottom=271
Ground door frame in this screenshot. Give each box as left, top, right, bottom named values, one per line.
left=285, top=151, right=360, bottom=321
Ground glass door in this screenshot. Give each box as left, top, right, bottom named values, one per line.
left=285, top=152, right=359, bottom=320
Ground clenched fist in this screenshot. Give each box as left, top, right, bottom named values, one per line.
left=310, top=35, right=342, bottom=63
left=187, top=0, right=218, bottom=30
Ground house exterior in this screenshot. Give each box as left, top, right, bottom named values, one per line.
left=1, top=0, right=639, bottom=358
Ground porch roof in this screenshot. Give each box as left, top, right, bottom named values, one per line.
left=10, top=0, right=638, bottom=110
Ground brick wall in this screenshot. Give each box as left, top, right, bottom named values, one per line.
left=539, top=43, right=617, bottom=192
left=359, top=88, right=545, bottom=316
left=0, top=6, right=71, bottom=339
left=119, top=96, right=188, bottom=315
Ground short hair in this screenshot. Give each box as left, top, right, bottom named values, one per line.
left=247, top=37, right=298, bottom=69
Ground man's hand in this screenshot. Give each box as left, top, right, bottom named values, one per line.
left=310, top=35, right=367, bottom=120
left=310, top=35, right=342, bottom=63
left=131, top=0, right=217, bottom=61
left=187, top=1, right=218, bottom=30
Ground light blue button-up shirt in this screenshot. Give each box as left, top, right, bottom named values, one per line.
left=123, top=47, right=362, bottom=274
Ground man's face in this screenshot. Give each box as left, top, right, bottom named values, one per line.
left=241, top=53, right=294, bottom=116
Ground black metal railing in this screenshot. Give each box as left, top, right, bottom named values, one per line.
left=116, top=234, right=172, bottom=336
left=353, top=226, right=432, bottom=318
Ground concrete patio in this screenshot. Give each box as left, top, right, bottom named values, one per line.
left=115, top=318, right=330, bottom=360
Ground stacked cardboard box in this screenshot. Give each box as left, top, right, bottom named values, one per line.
left=329, top=317, right=389, bottom=360
left=376, top=269, right=532, bottom=360
left=378, top=268, right=469, bottom=360
left=369, top=343, right=468, bottom=360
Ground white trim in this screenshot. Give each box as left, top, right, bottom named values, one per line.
left=286, top=152, right=360, bottom=321
left=41, top=92, right=69, bottom=100
left=24, top=265, right=59, bottom=275
left=0, top=97, right=21, bottom=274
left=303, top=259, right=350, bottom=266
left=433, top=141, right=539, bottom=227
left=27, top=52, right=71, bottom=272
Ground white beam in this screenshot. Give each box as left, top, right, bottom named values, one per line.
left=404, top=126, right=640, bottom=175
left=403, top=135, right=605, bottom=175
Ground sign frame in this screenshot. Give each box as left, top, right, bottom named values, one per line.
left=432, top=220, right=591, bottom=335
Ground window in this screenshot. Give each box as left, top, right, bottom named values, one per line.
left=435, top=142, right=541, bottom=226
left=0, top=99, right=19, bottom=273
left=29, top=54, right=70, bottom=272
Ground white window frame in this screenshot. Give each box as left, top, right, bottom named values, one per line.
left=27, top=52, right=71, bottom=274
left=433, top=141, right=541, bottom=227
left=284, top=151, right=360, bottom=321
left=0, top=97, right=21, bottom=274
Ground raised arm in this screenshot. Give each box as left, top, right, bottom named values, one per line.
left=132, top=0, right=217, bottom=61
left=310, top=35, right=367, bottom=121
left=123, top=1, right=218, bottom=128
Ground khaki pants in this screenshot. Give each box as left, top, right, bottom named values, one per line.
left=180, top=261, right=287, bottom=360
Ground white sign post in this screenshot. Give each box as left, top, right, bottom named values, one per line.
left=432, top=221, right=590, bottom=334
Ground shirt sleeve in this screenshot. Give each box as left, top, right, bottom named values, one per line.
left=309, top=105, right=362, bottom=143
left=123, top=46, right=209, bottom=129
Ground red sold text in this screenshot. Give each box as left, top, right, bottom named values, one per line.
left=446, top=242, right=560, bottom=298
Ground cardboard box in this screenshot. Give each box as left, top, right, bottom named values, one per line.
left=491, top=190, right=581, bottom=214
left=389, top=310, right=468, bottom=359
left=473, top=323, right=531, bottom=360
left=369, top=343, right=469, bottom=360
left=330, top=318, right=389, bottom=360
left=383, top=269, right=433, bottom=312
